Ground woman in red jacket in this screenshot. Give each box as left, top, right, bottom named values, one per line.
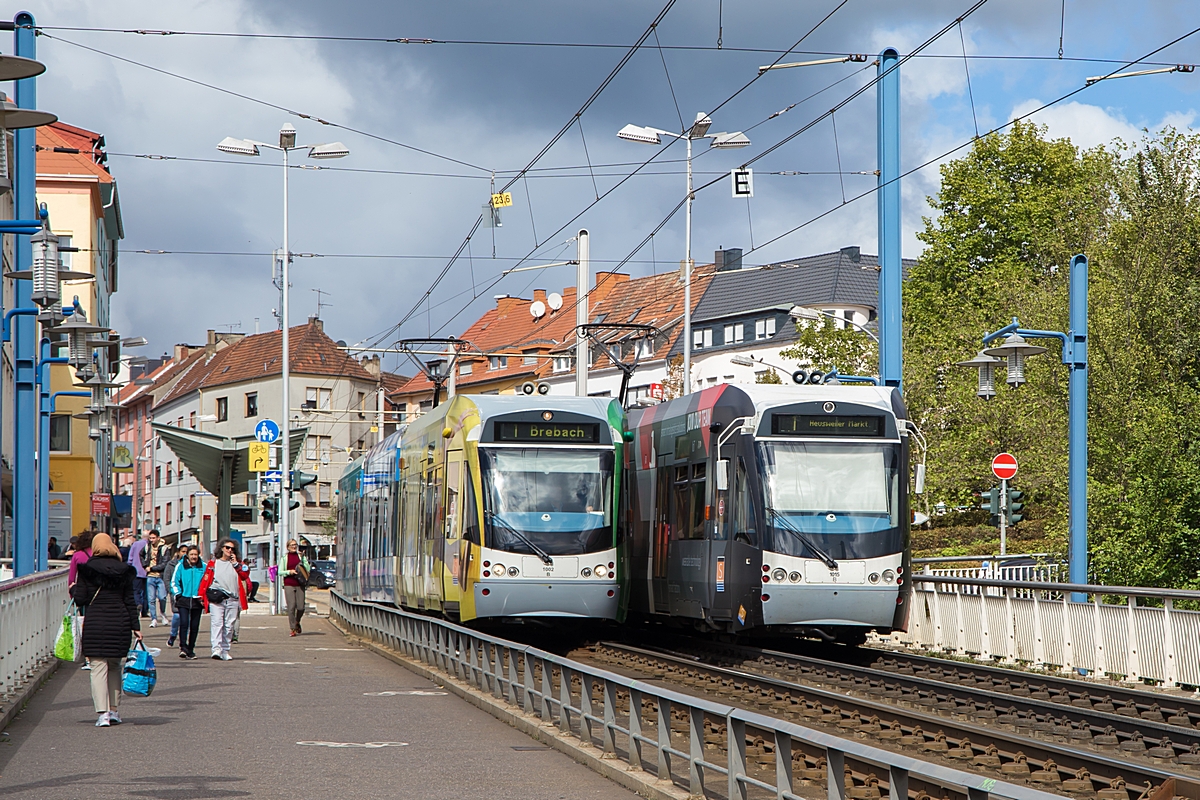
left=198, top=539, right=251, bottom=660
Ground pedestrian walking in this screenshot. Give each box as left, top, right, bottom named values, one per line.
left=279, top=539, right=311, bottom=636
left=163, top=544, right=188, bottom=647
left=141, top=531, right=170, bottom=626
left=70, top=533, right=142, bottom=727
left=199, top=539, right=250, bottom=661
left=127, top=533, right=149, bottom=618
left=170, top=545, right=205, bottom=659
left=67, top=529, right=96, bottom=672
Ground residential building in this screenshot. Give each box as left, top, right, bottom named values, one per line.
left=38, top=122, right=123, bottom=536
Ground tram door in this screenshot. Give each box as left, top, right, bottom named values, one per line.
left=711, top=455, right=762, bottom=627
left=667, top=460, right=708, bottom=619
left=651, top=455, right=671, bottom=614
left=441, top=453, right=463, bottom=614
left=420, top=461, right=443, bottom=610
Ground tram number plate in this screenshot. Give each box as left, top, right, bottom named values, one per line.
left=522, top=556, right=579, bottom=578
left=805, top=561, right=866, bottom=584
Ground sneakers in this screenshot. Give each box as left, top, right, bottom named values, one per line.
left=167, top=636, right=176, bottom=647
left=81, top=662, right=91, bottom=671
left=179, top=650, right=188, bottom=659
left=108, top=711, right=123, bottom=725
left=289, top=630, right=297, bottom=637
left=219, top=653, right=232, bottom=661
left=186, top=653, right=197, bottom=660
left=295, top=622, right=302, bottom=634
left=212, top=653, right=222, bottom=660
left=95, top=712, right=111, bottom=728
left=149, top=619, right=157, bottom=628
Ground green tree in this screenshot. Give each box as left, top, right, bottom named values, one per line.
left=779, top=315, right=876, bottom=376
left=755, top=367, right=783, bottom=384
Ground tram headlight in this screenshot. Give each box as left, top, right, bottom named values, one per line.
left=508, top=566, right=519, bottom=577
left=771, top=568, right=787, bottom=583
left=594, top=564, right=609, bottom=579
left=868, top=572, right=881, bottom=584
left=789, top=571, right=802, bottom=583
left=882, top=569, right=896, bottom=584
left=581, top=567, right=592, bottom=578
left=491, top=563, right=506, bottom=577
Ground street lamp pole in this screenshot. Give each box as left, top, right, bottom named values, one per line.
left=617, top=113, right=750, bottom=396
left=217, top=126, right=348, bottom=614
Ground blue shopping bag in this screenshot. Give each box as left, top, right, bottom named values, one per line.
left=122, top=640, right=157, bottom=697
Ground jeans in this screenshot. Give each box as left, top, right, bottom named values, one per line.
left=132, top=577, right=147, bottom=615
left=146, top=577, right=168, bottom=620
left=177, top=602, right=202, bottom=656
left=209, top=598, right=240, bottom=656
left=169, top=610, right=180, bottom=639
left=285, top=585, right=306, bottom=632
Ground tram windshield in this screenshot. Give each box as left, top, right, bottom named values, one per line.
left=479, top=447, right=614, bottom=555
left=757, top=441, right=901, bottom=555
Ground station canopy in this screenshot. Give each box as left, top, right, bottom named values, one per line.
left=151, top=423, right=308, bottom=496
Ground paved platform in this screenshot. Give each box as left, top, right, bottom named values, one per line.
left=0, top=592, right=639, bottom=800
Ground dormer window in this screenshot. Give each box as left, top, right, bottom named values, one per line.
left=522, top=350, right=539, bottom=366
left=553, top=356, right=572, bottom=373
left=488, top=356, right=507, bottom=370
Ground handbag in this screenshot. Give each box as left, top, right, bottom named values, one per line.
left=122, top=640, right=157, bottom=697
left=53, top=602, right=81, bottom=662
left=206, top=586, right=232, bottom=604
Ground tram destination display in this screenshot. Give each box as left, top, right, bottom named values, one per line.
left=496, top=421, right=600, bottom=443
left=771, top=414, right=884, bottom=437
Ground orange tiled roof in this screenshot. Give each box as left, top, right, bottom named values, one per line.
left=37, top=122, right=112, bottom=183
left=157, top=322, right=374, bottom=407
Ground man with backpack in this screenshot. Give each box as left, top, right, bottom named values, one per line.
left=141, top=530, right=171, bottom=626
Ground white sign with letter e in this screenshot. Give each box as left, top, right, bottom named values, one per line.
left=731, top=168, right=753, bottom=198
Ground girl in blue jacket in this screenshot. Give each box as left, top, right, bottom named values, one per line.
left=170, top=546, right=205, bottom=659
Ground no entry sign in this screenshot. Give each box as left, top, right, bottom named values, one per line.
left=991, top=453, right=1018, bottom=480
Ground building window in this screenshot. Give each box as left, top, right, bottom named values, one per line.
left=176, top=417, right=183, bottom=428
left=459, top=362, right=473, bottom=377
left=693, top=328, right=712, bottom=349
left=755, top=318, right=777, bottom=340
left=318, top=482, right=332, bottom=507
left=165, top=462, right=172, bottom=485
left=724, top=323, right=744, bottom=344
left=636, top=338, right=655, bottom=359
left=189, top=411, right=196, bottom=429
left=305, top=387, right=332, bottom=412
left=522, top=350, right=539, bottom=366
left=305, top=435, right=333, bottom=463
left=178, top=464, right=184, bottom=481
left=552, top=356, right=571, bottom=373
left=57, top=234, right=72, bottom=268
left=356, top=391, right=366, bottom=418
left=189, top=495, right=196, bottom=518
left=245, top=392, right=258, bottom=417
left=178, top=505, right=184, bottom=523
left=216, top=397, right=228, bottom=422
left=49, top=415, right=70, bottom=452
left=488, top=356, right=507, bottom=370
left=154, top=506, right=160, bottom=527
left=166, top=502, right=172, bottom=527
left=155, top=466, right=161, bottom=489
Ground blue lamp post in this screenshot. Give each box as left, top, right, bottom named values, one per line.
left=965, top=254, right=1090, bottom=598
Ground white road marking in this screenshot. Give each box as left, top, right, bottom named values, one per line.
left=363, top=690, right=448, bottom=696
left=244, top=660, right=303, bottom=665
left=296, top=741, right=409, bottom=748
left=304, top=647, right=359, bottom=651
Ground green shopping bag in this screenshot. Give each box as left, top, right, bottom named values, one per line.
left=54, top=603, right=81, bottom=662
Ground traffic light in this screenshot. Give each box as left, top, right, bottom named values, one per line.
left=979, top=487, right=1000, bottom=527
left=1006, top=488, right=1025, bottom=526
left=294, top=470, right=318, bottom=490
left=261, top=497, right=278, bottom=524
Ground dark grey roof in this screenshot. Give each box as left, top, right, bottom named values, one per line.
left=692, top=247, right=916, bottom=324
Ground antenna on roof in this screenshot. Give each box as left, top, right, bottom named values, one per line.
left=312, top=287, right=332, bottom=318
left=216, top=322, right=241, bottom=334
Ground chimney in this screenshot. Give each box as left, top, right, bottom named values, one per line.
left=206, top=330, right=217, bottom=347
left=715, top=247, right=743, bottom=271
left=173, top=344, right=190, bottom=361
left=591, top=272, right=630, bottom=304
left=308, top=314, right=323, bottom=332
left=362, top=354, right=381, bottom=377
left=840, top=245, right=861, bottom=263
left=533, top=288, right=547, bottom=305
left=495, top=294, right=525, bottom=315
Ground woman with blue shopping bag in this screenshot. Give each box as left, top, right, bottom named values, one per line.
left=70, top=533, right=142, bottom=728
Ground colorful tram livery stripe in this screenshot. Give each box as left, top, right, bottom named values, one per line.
left=337, top=394, right=627, bottom=624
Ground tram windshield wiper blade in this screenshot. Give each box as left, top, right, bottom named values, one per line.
left=485, top=511, right=554, bottom=565
left=767, top=508, right=838, bottom=570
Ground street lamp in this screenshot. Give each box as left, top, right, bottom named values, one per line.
left=758, top=53, right=869, bottom=74
left=1085, top=63, right=1193, bottom=86
left=955, top=350, right=1004, bottom=400
left=217, top=124, right=348, bottom=615
left=982, top=332, right=1047, bottom=388
left=788, top=305, right=880, bottom=343
left=617, top=112, right=750, bottom=395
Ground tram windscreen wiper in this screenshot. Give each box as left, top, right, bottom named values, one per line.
left=485, top=511, right=554, bottom=565
left=767, top=508, right=838, bottom=570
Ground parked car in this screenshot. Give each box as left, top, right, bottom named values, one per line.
left=313, top=559, right=337, bottom=587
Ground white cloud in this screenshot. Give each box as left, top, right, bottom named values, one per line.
left=1009, top=100, right=1198, bottom=151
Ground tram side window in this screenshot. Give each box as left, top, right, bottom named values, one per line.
left=734, top=457, right=756, bottom=545
left=690, top=462, right=707, bottom=539
left=462, top=471, right=480, bottom=545
left=672, top=465, right=690, bottom=541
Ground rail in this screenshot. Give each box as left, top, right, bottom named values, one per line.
left=912, top=555, right=1063, bottom=585
left=891, top=574, right=1200, bottom=685
left=330, top=591, right=1061, bottom=800
left=0, top=569, right=69, bottom=701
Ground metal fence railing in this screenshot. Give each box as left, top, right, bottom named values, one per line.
left=331, top=591, right=1063, bottom=800
left=912, top=556, right=1064, bottom=589
left=893, top=575, right=1200, bottom=686
left=0, top=569, right=69, bottom=701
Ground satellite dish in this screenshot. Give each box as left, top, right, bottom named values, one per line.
left=547, top=292, right=563, bottom=311
left=530, top=300, right=546, bottom=319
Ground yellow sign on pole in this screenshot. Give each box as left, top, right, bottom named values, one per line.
left=248, top=441, right=270, bottom=472
left=490, top=191, right=513, bottom=208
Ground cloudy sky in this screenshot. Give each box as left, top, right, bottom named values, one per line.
left=20, top=1, right=1199, bottom=369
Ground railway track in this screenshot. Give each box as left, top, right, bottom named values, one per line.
left=581, top=641, right=1200, bottom=800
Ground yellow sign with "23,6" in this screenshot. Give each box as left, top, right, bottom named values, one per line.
left=490, top=192, right=513, bottom=208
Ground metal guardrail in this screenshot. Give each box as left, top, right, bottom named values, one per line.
left=330, top=591, right=1062, bottom=800
left=0, top=569, right=69, bottom=700
left=895, top=575, right=1200, bottom=685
